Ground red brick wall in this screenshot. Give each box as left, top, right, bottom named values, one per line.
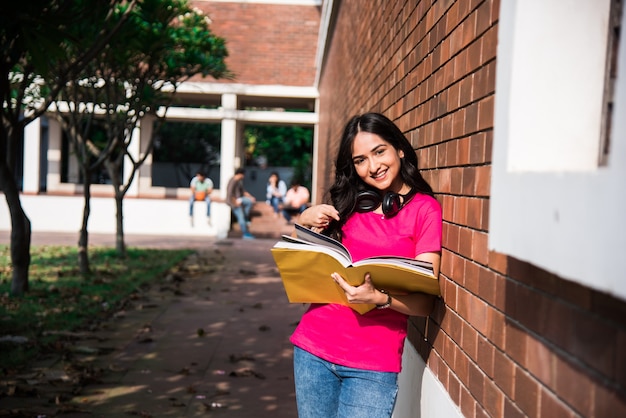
left=191, top=1, right=320, bottom=86
left=317, top=1, right=626, bottom=417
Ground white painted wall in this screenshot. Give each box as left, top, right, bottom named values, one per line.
left=394, top=340, right=463, bottom=418
left=506, top=0, right=611, bottom=172
left=22, top=118, right=41, bottom=194
left=490, top=0, right=626, bottom=300
left=0, top=195, right=231, bottom=239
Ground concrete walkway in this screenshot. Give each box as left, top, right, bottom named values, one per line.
left=0, top=232, right=306, bottom=417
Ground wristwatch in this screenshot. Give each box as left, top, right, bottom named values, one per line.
left=376, top=289, right=392, bottom=309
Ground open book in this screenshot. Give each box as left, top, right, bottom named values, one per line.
left=271, top=224, right=440, bottom=314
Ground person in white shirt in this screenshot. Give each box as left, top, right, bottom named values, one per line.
left=266, top=171, right=287, bottom=218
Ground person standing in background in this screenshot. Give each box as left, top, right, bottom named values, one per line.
left=266, top=171, right=287, bottom=218
left=189, top=171, right=214, bottom=227
left=226, top=168, right=256, bottom=239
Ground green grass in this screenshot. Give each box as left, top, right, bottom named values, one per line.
left=0, top=245, right=193, bottom=371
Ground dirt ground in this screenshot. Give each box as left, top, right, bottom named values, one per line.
left=0, top=235, right=306, bottom=418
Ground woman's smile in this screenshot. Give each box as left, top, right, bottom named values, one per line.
left=352, top=132, right=404, bottom=193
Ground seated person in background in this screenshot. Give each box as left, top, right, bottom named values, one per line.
left=266, top=171, right=287, bottom=218
left=189, top=171, right=214, bottom=226
left=282, top=180, right=310, bottom=224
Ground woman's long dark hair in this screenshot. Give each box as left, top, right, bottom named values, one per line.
left=268, top=171, right=280, bottom=185
left=325, top=112, right=433, bottom=241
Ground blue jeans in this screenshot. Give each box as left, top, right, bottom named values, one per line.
left=293, top=346, right=398, bottom=418
left=282, top=204, right=308, bottom=222
left=189, top=195, right=211, bottom=217
left=232, top=196, right=253, bottom=235
left=269, top=196, right=282, bottom=214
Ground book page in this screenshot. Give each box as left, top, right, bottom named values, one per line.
left=273, top=240, right=351, bottom=267
left=293, top=223, right=352, bottom=261
left=354, top=256, right=434, bottom=276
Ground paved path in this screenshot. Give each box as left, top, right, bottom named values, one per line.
left=0, top=232, right=306, bottom=417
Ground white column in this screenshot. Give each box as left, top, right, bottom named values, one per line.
left=67, top=141, right=80, bottom=184
left=137, top=115, right=155, bottom=195
left=219, top=93, right=239, bottom=198
left=46, top=119, right=63, bottom=191
left=22, top=118, right=41, bottom=194
left=235, top=121, right=245, bottom=167
left=220, top=119, right=237, bottom=198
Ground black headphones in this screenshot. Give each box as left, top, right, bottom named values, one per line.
left=354, top=189, right=414, bottom=218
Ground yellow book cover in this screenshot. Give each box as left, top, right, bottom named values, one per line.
left=271, top=224, right=440, bottom=314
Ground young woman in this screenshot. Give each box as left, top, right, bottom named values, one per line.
left=266, top=171, right=287, bottom=218
left=292, top=112, right=442, bottom=418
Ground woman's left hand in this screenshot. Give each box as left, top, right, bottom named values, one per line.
left=331, top=271, right=437, bottom=316
left=331, top=272, right=387, bottom=305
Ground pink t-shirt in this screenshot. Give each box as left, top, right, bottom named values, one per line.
left=290, top=193, right=442, bottom=372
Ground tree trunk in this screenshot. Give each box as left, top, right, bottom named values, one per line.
left=78, top=170, right=92, bottom=275
left=115, top=191, right=125, bottom=256
left=107, top=161, right=126, bottom=257
left=0, top=161, right=31, bottom=296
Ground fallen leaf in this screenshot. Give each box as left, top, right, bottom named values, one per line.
left=228, top=368, right=266, bottom=379
left=168, top=396, right=186, bottom=407
left=229, top=354, right=255, bottom=363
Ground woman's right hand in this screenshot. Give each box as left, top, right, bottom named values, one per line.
left=299, top=204, right=340, bottom=229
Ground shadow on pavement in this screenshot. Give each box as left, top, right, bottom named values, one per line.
left=0, top=233, right=305, bottom=417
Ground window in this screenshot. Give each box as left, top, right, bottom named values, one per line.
left=600, top=0, right=622, bottom=165
left=504, top=0, right=616, bottom=172
left=490, top=0, right=626, bottom=300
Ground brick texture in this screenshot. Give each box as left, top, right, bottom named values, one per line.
left=315, top=0, right=626, bottom=417
left=190, top=1, right=320, bottom=86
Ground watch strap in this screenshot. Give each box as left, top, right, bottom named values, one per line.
left=376, top=289, right=392, bottom=309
